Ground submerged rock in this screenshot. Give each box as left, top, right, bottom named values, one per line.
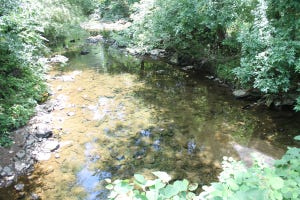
left=80, top=49, right=90, bottom=55
left=140, top=129, right=151, bottom=137
left=86, top=35, right=104, bottom=44
left=232, top=143, right=275, bottom=167
left=49, top=55, right=68, bottom=64
left=187, top=140, right=196, bottom=154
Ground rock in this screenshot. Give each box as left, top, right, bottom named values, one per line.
left=140, top=129, right=151, bottom=137
left=34, top=124, right=53, bottom=138
left=14, top=161, right=27, bottom=173
left=5, top=175, right=15, bottom=182
left=232, top=143, right=275, bottom=167
left=59, top=140, right=73, bottom=148
left=149, top=49, right=166, bottom=58
left=152, top=139, right=160, bottom=151
left=41, top=140, right=59, bottom=153
left=187, top=140, right=196, bottom=154
left=30, top=193, right=41, bottom=200
left=170, top=53, right=179, bottom=64
left=182, top=65, right=194, bottom=71
left=233, top=89, right=249, bottom=98
left=16, top=150, right=26, bottom=159
left=3, top=166, right=14, bottom=176
left=26, top=135, right=36, bottom=147
left=35, top=152, right=51, bottom=161
left=133, top=148, right=147, bottom=159
left=116, top=155, right=125, bottom=161
left=205, top=75, right=215, bottom=80
left=86, top=35, right=104, bottom=43
left=67, top=112, right=75, bottom=116
left=80, top=49, right=90, bottom=55
left=62, top=75, right=74, bottom=82
left=49, top=55, right=68, bottom=64
left=14, top=183, right=25, bottom=191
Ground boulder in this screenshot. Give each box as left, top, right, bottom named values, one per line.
left=233, top=89, right=250, bottom=98
left=40, top=140, right=59, bottom=153
left=35, top=152, right=51, bottom=161
left=34, top=124, right=53, bottom=138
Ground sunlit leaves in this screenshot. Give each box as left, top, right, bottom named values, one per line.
left=107, top=173, right=199, bottom=200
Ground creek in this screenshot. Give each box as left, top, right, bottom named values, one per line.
left=1, top=41, right=300, bottom=199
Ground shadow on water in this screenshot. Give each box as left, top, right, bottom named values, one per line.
left=63, top=42, right=300, bottom=180
left=1, top=41, right=300, bottom=199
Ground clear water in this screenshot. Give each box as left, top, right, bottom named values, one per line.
left=1, top=42, right=300, bottom=199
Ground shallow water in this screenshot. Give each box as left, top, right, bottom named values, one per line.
left=1, top=42, right=300, bottom=199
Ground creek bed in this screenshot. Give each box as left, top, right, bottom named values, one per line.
left=1, top=42, right=300, bottom=199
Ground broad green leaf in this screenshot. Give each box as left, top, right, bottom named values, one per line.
left=173, top=179, right=189, bottom=192
left=114, top=181, right=134, bottom=194
left=105, top=184, right=114, bottom=190
left=134, top=174, right=147, bottom=185
left=160, top=185, right=178, bottom=198
left=188, top=183, right=198, bottom=191
left=269, top=177, right=284, bottom=190
left=154, top=180, right=166, bottom=190
left=152, top=171, right=171, bottom=183
left=146, top=190, right=159, bottom=200
left=294, top=135, right=300, bottom=141
left=187, top=192, right=196, bottom=200
left=105, top=178, right=112, bottom=183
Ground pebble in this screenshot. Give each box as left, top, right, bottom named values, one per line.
left=30, top=193, right=41, bottom=200
left=14, top=183, right=25, bottom=191
left=16, top=150, right=26, bottom=159
left=67, top=112, right=76, bottom=116
left=3, top=166, right=14, bottom=176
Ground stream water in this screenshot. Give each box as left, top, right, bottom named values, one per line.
left=1, top=42, right=300, bottom=199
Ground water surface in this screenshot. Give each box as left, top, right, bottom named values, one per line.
left=1, top=42, right=300, bottom=199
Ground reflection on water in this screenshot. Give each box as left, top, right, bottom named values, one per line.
left=2, top=42, right=300, bottom=199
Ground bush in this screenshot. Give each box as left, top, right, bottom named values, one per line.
left=0, top=0, right=96, bottom=146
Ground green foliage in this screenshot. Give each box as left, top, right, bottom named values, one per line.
left=107, top=137, right=300, bottom=200
left=108, top=0, right=300, bottom=110
left=106, top=171, right=199, bottom=200
left=200, top=145, right=300, bottom=200
left=98, top=0, right=140, bottom=20
left=0, top=0, right=96, bottom=146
